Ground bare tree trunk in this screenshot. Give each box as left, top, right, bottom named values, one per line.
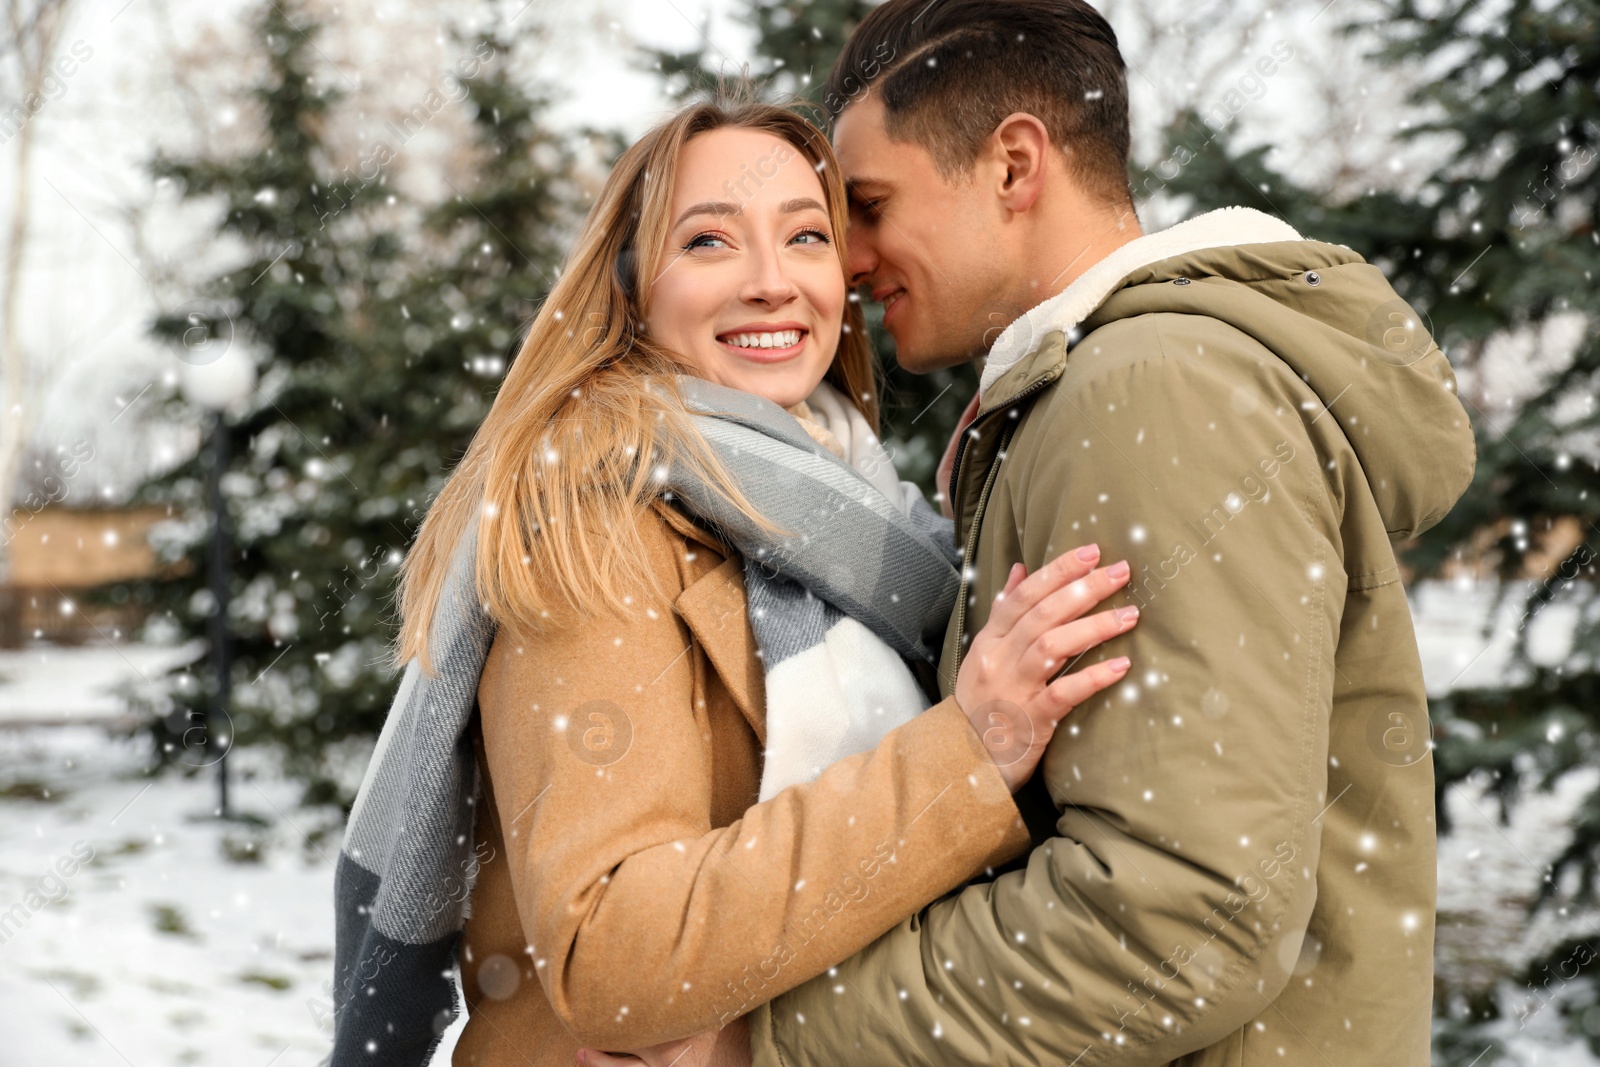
left=0, top=0, right=75, bottom=592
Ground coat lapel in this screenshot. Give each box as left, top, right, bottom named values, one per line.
left=651, top=500, right=767, bottom=745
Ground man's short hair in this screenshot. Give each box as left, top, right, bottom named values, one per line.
left=825, top=0, right=1132, bottom=208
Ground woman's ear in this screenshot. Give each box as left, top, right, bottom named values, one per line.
left=614, top=244, right=639, bottom=303
left=991, top=112, right=1051, bottom=214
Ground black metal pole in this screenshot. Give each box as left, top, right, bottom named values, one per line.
left=206, top=409, right=232, bottom=819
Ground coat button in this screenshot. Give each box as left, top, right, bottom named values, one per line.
left=1305, top=271, right=1322, bottom=286
left=1173, top=277, right=1191, bottom=286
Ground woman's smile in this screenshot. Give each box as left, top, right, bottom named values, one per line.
left=714, top=321, right=810, bottom=363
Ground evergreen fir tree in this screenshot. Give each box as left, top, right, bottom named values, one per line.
left=1149, top=2, right=1600, bottom=1059
left=112, top=4, right=583, bottom=813
left=121, top=0, right=401, bottom=810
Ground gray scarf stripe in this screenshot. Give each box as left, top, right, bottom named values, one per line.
left=741, top=574, right=844, bottom=667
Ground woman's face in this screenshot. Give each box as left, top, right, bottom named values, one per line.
left=645, top=127, right=844, bottom=410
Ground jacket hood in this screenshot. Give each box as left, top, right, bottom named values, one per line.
left=980, top=207, right=1476, bottom=542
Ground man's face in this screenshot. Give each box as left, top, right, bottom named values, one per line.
left=833, top=94, right=1014, bottom=374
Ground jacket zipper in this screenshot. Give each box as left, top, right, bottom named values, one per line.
left=947, top=376, right=1058, bottom=683
left=953, top=412, right=1030, bottom=681
left=949, top=419, right=1014, bottom=681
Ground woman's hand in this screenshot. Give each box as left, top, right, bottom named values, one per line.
left=575, top=1015, right=751, bottom=1067
left=954, top=544, right=1136, bottom=792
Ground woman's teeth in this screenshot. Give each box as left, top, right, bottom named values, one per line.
left=722, top=329, right=802, bottom=349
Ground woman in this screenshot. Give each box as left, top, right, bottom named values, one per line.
left=368, top=95, right=1136, bottom=1067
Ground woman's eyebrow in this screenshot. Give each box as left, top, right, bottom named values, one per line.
left=673, top=201, right=741, bottom=227
left=672, top=197, right=828, bottom=228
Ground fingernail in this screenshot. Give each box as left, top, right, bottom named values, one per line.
left=1107, top=560, right=1130, bottom=581
left=1116, top=605, right=1139, bottom=623
left=1109, top=656, right=1131, bottom=672
left=1075, top=543, right=1100, bottom=562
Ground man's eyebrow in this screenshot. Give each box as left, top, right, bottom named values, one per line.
left=844, top=178, right=889, bottom=199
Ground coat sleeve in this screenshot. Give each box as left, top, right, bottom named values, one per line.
left=750, top=320, right=1347, bottom=1066
left=475, top=531, right=1032, bottom=1050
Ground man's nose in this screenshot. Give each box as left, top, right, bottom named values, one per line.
left=845, top=224, right=878, bottom=289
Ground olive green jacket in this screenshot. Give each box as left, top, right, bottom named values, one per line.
left=748, top=207, right=1475, bottom=1065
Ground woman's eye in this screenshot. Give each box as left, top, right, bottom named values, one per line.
left=792, top=228, right=832, bottom=246
left=684, top=232, right=728, bottom=250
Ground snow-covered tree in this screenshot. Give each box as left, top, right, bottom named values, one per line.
left=107, top=1, right=584, bottom=811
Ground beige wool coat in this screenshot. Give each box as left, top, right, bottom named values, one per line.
left=451, top=496, right=1032, bottom=1065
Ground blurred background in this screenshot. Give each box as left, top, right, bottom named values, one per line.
left=0, top=0, right=1594, bottom=1062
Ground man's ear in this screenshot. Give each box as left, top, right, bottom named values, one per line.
left=990, top=112, right=1051, bottom=214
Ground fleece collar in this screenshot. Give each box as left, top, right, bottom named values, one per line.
left=978, top=206, right=1303, bottom=396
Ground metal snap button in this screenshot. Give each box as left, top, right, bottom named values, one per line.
left=1173, top=277, right=1191, bottom=286
left=1305, top=271, right=1322, bottom=286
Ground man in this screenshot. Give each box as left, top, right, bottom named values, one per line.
left=586, top=1, right=1472, bottom=1064
left=747, top=1, right=1470, bottom=1063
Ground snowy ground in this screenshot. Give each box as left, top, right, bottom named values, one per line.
left=0, top=638, right=472, bottom=1067
left=0, top=720, right=343, bottom=1066
left=0, top=640, right=201, bottom=726
left=0, top=578, right=1595, bottom=1065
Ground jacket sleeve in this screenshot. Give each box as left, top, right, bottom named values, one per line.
left=750, top=322, right=1347, bottom=1066
left=474, top=534, right=1032, bottom=1049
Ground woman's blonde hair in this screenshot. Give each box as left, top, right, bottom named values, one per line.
left=391, top=90, right=877, bottom=674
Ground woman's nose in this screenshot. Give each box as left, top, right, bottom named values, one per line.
left=740, top=248, right=799, bottom=307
